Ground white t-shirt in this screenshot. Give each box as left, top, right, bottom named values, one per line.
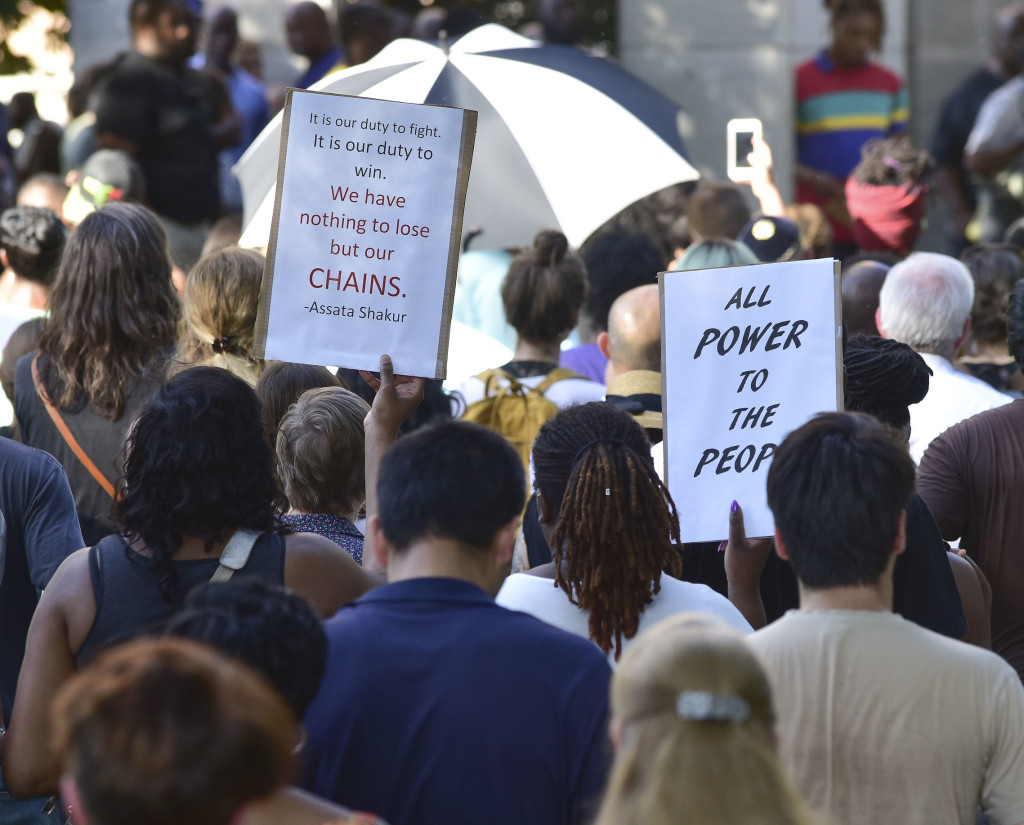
left=909, top=353, right=1012, bottom=464
left=748, top=609, right=1024, bottom=825
left=496, top=572, right=752, bottom=664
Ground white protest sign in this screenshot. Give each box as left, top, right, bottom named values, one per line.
left=661, top=258, right=842, bottom=542
left=254, top=89, right=477, bottom=378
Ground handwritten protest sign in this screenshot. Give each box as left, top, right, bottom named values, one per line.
left=254, top=89, right=476, bottom=378
left=661, top=258, right=842, bottom=542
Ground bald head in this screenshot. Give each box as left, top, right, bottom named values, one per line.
left=842, top=261, right=890, bottom=337
left=602, top=284, right=661, bottom=380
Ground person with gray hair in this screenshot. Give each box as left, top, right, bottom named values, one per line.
left=877, top=251, right=1011, bottom=462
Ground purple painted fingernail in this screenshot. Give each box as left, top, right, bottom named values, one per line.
left=730, top=500, right=739, bottom=514
left=717, top=541, right=726, bottom=553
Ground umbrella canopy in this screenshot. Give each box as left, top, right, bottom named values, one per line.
left=237, top=24, right=699, bottom=251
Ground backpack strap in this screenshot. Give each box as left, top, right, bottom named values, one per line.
left=209, top=528, right=262, bottom=584
left=32, top=354, right=116, bottom=500
left=533, top=367, right=582, bottom=394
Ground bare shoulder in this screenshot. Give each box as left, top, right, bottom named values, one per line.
left=42, top=546, right=98, bottom=651
left=282, top=532, right=377, bottom=619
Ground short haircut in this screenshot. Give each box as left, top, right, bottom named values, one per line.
left=826, top=0, right=885, bottom=34
left=580, top=230, right=665, bottom=332
left=165, top=578, right=327, bottom=718
left=130, top=0, right=188, bottom=28
left=877, top=252, right=974, bottom=354
left=961, top=243, right=1024, bottom=346
left=766, top=413, right=915, bottom=589
left=685, top=184, right=751, bottom=242
left=501, top=229, right=587, bottom=343
left=52, top=638, right=295, bottom=825
left=276, top=386, right=369, bottom=515
left=0, top=206, right=67, bottom=286
left=377, top=420, right=525, bottom=552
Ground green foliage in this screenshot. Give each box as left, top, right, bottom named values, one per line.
left=0, top=0, right=67, bottom=74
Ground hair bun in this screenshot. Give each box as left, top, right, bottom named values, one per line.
left=844, top=335, right=931, bottom=409
left=532, top=229, right=569, bottom=266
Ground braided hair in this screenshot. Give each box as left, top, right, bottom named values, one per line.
left=533, top=402, right=682, bottom=660
left=843, top=335, right=931, bottom=430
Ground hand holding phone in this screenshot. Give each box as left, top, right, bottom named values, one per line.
left=727, top=118, right=763, bottom=183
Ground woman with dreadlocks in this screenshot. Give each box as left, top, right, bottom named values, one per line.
left=496, top=402, right=750, bottom=662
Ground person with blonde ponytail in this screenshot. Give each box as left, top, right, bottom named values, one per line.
left=173, top=246, right=265, bottom=385
left=593, top=614, right=817, bottom=825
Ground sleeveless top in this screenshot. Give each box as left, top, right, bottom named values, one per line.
left=76, top=532, right=286, bottom=667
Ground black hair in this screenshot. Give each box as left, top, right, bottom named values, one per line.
left=130, top=0, right=188, bottom=28
left=961, top=243, right=1024, bottom=346
left=377, top=420, right=525, bottom=552
left=579, top=230, right=665, bottom=331
left=852, top=136, right=934, bottom=187
left=0, top=206, right=67, bottom=286
left=502, top=229, right=587, bottom=343
left=825, top=0, right=885, bottom=33
left=1006, top=278, right=1024, bottom=369
left=766, top=412, right=915, bottom=590
left=843, top=335, right=931, bottom=430
left=165, top=578, right=327, bottom=717
left=114, top=367, right=279, bottom=602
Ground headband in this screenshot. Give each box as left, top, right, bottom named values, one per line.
left=676, top=690, right=750, bottom=723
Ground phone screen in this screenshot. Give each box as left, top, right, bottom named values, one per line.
left=734, top=132, right=755, bottom=168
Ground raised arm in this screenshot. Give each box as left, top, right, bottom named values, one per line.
left=360, top=354, right=425, bottom=574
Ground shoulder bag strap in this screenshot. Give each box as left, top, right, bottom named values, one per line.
left=210, top=528, right=263, bottom=584
left=32, top=355, right=116, bottom=500
left=534, top=367, right=581, bottom=394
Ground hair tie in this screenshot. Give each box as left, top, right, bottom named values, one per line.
left=676, top=690, right=750, bottom=723
left=882, top=156, right=901, bottom=170
left=211, top=336, right=236, bottom=354
left=571, top=437, right=627, bottom=468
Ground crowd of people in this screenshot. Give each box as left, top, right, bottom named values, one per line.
left=3, top=0, right=1024, bottom=824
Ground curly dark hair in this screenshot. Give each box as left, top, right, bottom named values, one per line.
left=852, top=136, right=934, bottom=187
left=165, top=578, right=327, bottom=717
left=114, top=366, right=278, bottom=602
left=579, top=230, right=665, bottom=333
left=962, top=243, right=1024, bottom=346
left=533, top=402, right=682, bottom=660
left=843, top=335, right=931, bottom=430
left=0, top=205, right=67, bottom=286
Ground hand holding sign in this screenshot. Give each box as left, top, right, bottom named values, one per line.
left=255, top=90, right=477, bottom=378
left=661, top=258, right=842, bottom=542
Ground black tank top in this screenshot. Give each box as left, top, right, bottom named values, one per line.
left=76, top=532, right=287, bottom=667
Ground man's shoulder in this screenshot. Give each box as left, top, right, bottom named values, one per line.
left=0, top=436, right=61, bottom=481
left=327, top=583, right=610, bottom=666
left=750, top=610, right=1010, bottom=677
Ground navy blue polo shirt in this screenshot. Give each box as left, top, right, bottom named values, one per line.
left=300, top=577, right=612, bottom=825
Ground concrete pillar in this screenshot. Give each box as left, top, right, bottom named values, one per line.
left=619, top=0, right=908, bottom=205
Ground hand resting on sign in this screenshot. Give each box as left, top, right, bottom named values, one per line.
left=722, top=501, right=771, bottom=629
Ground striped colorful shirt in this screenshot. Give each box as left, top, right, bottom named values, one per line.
left=795, top=51, right=907, bottom=242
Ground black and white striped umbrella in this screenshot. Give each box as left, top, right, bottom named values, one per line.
left=237, top=24, right=699, bottom=251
